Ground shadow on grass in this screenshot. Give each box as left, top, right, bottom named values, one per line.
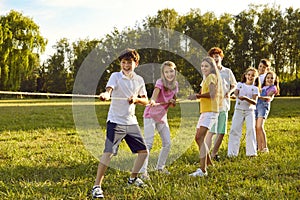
left=0, top=162, right=97, bottom=183
left=0, top=104, right=109, bottom=132
left=0, top=160, right=136, bottom=198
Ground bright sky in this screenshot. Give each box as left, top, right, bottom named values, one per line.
left=0, top=0, right=299, bottom=60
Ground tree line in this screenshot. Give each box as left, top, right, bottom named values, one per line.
left=0, top=4, right=299, bottom=96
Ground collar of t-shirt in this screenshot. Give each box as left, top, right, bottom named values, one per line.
left=121, top=71, right=137, bottom=80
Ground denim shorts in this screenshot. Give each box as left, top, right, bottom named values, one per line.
left=255, top=101, right=270, bottom=119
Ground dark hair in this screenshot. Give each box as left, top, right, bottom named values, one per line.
left=262, top=71, right=280, bottom=95
left=260, top=58, right=271, bottom=68
left=118, top=48, right=140, bottom=62
left=208, top=47, right=224, bottom=58
left=241, top=67, right=260, bottom=88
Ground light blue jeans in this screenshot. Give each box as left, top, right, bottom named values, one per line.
left=140, top=117, right=171, bottom=173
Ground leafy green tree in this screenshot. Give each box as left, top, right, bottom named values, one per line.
left=0, top=10, right=46, bottom=91
left=70, top=38, right=101, bottom=92
left=231, top=10, right=257, bottom=79
left=42, top=38, right=70, bottom=93
left=255, top=5, right=286, bottom=77
left=284, top=7, right=300, bottom=81
left=12, top=4, right=297, bottom=96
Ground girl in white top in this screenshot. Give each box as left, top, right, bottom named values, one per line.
left=140, top=61, right=178, bottom=179
left=228, top=67, right=259, bottom=157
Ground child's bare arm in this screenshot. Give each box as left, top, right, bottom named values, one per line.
left=99, top=87, right=113, bottom=101
left=168, top=96, right=177, bottom=107
left=149, top=87, right=160, bottom=106
left=188, top=83, right=216, bottom=99
left=259, top=91, right=275, bottom=101
left=234, top=89, right=239, bottom=97
left=226, top=84, right=237, bottom=98
left=130, top=95, right=149, bottom=106
left=188, top=88, right=201, bottom=100
left=239, top=94, right=258, bottom=105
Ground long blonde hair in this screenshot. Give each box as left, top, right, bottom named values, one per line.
left=161, top=61, right=177, bottom=90
left=201, top=56, right=224, bottom=106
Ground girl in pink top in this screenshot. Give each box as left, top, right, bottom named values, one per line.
left=140, top=61, right=178, bottom=179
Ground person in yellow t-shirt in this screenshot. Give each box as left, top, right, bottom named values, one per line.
left=200, top=73, right=219, bottom=113
left=205, top=47, right=237, bottom=162
left=188, top=56, right=223, bottom=177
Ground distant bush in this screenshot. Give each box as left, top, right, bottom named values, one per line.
left=280, top=79, right=300, bottom=96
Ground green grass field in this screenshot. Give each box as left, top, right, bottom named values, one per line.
left=0, top=97, right=299, bottom=199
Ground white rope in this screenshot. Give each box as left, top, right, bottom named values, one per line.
left=0, top=91, right=185, bottom=102
left=0, top=91, right=132, bottom=100
left=0, top=91, right=99, bottom=98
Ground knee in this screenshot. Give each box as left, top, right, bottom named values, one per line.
left=146, top=143, right=153, bottom=151
left=163, top=141, right=171, bottom=149
left=230, top=129, right=239, bottom=136
left=194, top=136, right=199, bottom=145
left=100, top=153, right=113, bottom=166
left=195, top=134, right=201, bottom=142
left=145, top=137, right=154, bottom=149
left=256, top=124, right=263, bottom=129
left=137, top=149, right=149, bottom=157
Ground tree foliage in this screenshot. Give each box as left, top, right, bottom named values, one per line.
left=0, top=10, right=46, bottom=91
left=0, top=5, right=299, bottom=96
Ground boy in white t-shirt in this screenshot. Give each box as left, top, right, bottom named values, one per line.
left=91, top=48, right=149, bottom=199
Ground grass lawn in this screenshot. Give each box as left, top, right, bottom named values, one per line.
left=0, top=97, right=299, bottom=199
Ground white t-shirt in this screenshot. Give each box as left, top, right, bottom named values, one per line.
left=235, top=82, right=259, bottom=110
left=106, top=71, right=147, bottom=125
left=219, top=67, right=237, bottom=111
left=259, top=73, right=266, bottom=85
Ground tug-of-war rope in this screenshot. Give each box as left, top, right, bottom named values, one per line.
left=0, top=91, right=100, bottom=98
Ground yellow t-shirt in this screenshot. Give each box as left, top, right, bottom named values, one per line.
left=200, top=74, right=219, bottom=113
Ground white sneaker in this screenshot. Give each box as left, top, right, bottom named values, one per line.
left=261, top=148, right=269, bottom=153
left=157, top=168, right=171, bottom=175
left=140, top=172, right=150, bottom=180
left=127, top=177, right=147, bottom=187
left=189, top=168, right=208, bottom=177
left=92, top=185, right=104, bottom=198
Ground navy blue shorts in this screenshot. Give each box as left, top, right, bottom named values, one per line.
left=104, top=121, right=147, bottom=155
